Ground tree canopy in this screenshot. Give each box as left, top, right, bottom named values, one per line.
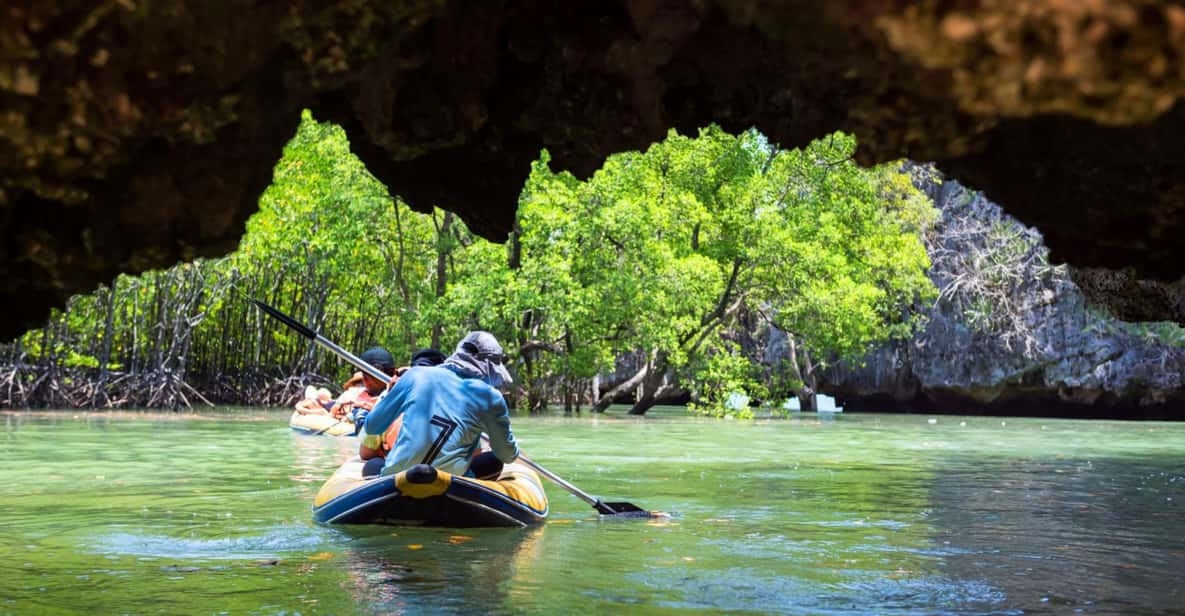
left=499, top=127, right=936, bottom=414
left=4, top=112, right=937, bottom=415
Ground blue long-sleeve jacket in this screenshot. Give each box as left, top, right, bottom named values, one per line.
left=361, top=365, right=518, bottom=477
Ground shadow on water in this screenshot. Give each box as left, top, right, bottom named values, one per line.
left=926, top=455, right=1185, bottom=614
left=594, top=464, right=1018, bottom=616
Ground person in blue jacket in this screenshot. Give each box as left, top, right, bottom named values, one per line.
left=359, top=331, right=519, bottom=480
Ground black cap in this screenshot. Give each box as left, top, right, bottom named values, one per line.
left=410, top=348, right=446, bottom=367
left=359, top=347, right=395, bottom=373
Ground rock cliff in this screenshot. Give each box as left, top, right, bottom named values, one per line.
left=816, top=170, right=1185, bottom=417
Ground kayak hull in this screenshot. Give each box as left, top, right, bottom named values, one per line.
left=289, top=410, right=355, bottom=436
left=312, top=458, right=548, bottom=528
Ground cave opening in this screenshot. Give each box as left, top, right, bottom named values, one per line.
left=4, top=111, right=1182, bottom=418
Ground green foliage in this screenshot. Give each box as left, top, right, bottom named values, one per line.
left=7, top=113, right=942, bottom=414
left=1120, top=321, right=1185, bottom=348
left=754, top=134, right=937, bottom=359
left=62, top=351, right=100, bottom=370
left=687, top=350, right=768, bottom=419
left=234, top=110, right=475, bottom=373
left=8, top=111, right=476, bottom=398
left=508, top=127, right=937, bottom=415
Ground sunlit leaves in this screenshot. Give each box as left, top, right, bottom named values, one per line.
left=503, top=126, right=936, bottom=414
left=16, top=113, right=936, bottom=414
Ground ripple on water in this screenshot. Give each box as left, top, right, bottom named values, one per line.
left=833, top=576, right=1014, bottom=615
left=618, top=566, right=1013, bottom=615
left=87, top=524, right=330, bottom=560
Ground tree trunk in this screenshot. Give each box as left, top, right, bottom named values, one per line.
left=562, top=378, right=575, bottom=414
left=431, top=211, right=455, bottom=350
left=93, top=283, right=118, bottom=408
left=592, top=360, right=650, bottom=413
left=785, top=334, right=819, bottom=411
left=625, top=378, right=660, bottom=415
left=625, top=353, right=670, bottom=415
left=796, top=387, right=817, bottom=412
left=525, top=370, right=548, bottom=415
left=386, top=199, right=416, bottom=350
left=130, top=279, right=140, bottom=375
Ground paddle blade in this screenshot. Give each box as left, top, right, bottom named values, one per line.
left=252, top=299, right=317, bottom=340
left=594, top=499, right=657, bottom=518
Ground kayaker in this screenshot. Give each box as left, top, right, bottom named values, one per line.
left=293, top=385, right=334, bottom=416
left=370, top=348, right=449, bottom=455
left=405, top=347, right=447, bottom=371
left=342, top=371, right=365, bottom=391
left=359, top=332, right=519, bottom=480
left=330, top=346, right=397, bottom=421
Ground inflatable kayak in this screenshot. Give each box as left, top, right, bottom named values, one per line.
left=312, top=458, right=549, bottom=527
left=289, top=411, right=356, bottom=437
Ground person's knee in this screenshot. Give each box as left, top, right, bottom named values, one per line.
left=469, top=451, right=504, bottom=480
left=362, top=457, right=386, bottom=478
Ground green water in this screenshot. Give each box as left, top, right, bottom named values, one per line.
left=2, top=408, right=1183, bottom=615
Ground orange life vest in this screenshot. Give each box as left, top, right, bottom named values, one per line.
left=381, top=415, right=403, bottom=455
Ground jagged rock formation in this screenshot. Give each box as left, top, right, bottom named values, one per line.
left=816, top=171, right=1185, bottom=416
left=4, top=1, right=1185, bottom=338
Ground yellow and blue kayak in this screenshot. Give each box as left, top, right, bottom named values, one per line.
left=312, top=458, right=549, bottom=527
left=288, top=411, right=356, bottom=436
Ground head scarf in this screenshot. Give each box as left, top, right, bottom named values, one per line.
left=443, top=331, right=513, bottom=390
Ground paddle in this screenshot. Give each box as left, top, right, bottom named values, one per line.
left=313, top=418, right=346, bottom=436
left=484, top=437, right=650, bottom=517
left=523, top=458, right=650, bottom=517
left=251, top=297, right=656, bottom=518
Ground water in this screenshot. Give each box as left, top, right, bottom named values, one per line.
left=2, top=408, right=1183, bottom=615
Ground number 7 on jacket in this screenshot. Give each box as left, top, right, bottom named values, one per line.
left=421, top=415, right=459, bottom=465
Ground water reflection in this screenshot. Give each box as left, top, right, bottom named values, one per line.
left=288, top=429, right=357, bottom=484
left=334, top=525, right=546, bottom=615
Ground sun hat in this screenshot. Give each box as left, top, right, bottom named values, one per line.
left=443, top=331, right=513, bottom=389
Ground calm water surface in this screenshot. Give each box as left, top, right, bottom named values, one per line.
left=2, top=407, right=1183, bottom=615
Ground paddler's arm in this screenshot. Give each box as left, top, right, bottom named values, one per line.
left=329, top=386, right=362, bottom=418
left=293, top=398, right=329, bottom=416
left=482, top=391, right=519, bottom=463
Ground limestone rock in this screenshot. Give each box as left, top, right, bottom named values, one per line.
left=820, top=170, right=1185, bottom=415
